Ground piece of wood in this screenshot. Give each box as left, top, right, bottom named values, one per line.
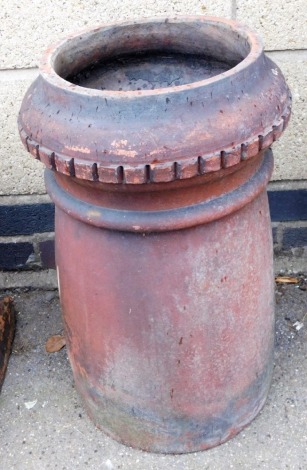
left=275, top=276, right=300, bottom=284
left=0, top=296, right=15, bottom=392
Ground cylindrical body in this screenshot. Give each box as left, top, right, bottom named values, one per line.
left=18, top=17, right=291, bottom=453
left=46, top=150, right=275, bottom=453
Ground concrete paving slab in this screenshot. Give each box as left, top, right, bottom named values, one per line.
left=0, top=282, right=306, bottom=469
left=0, top=270, right=58, bottom=290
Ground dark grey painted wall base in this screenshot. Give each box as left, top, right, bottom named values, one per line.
left=0, top=187, right=306, bottom=271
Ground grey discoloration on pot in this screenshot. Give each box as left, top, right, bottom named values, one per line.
left=18, top=17, right=291, bottom=453
left=18, top=17, right=291, bottom=184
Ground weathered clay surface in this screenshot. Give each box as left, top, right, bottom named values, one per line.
left=18, top=17, right=291, bottom=185
left=18, top=17, right=291, bottom=453
left=55, top=172, right=275, bottom=452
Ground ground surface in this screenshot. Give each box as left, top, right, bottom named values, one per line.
left=0, top=281, right=306, bottom=470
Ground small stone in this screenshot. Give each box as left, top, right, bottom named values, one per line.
left=45, top=291, right=57, bottom=302
left=104, top=460, right=114, bottom=469
left=24, top=400, right=37, bottom=410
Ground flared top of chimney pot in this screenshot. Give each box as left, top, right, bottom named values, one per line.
left=18, top=16, right=291, bottom=184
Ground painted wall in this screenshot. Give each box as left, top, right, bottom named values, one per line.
left=0, top=0, right=306, bottom=196
left=0, top=1, right=306, bottom=274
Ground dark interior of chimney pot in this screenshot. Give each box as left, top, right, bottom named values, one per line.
left=66, top=52, right=239, bottom=91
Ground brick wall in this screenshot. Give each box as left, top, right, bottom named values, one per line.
left=0, top=182, right=306, bottom=271
left=0, top=1, right=306, bottom=273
